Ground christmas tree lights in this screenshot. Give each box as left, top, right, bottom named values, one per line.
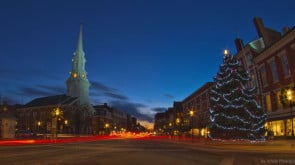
left=209, top=51, right=266, bottom=141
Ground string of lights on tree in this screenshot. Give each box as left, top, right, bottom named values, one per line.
left=209, top=50, right=267, bottom=141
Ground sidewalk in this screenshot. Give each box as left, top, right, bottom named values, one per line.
left=161, top=136, right=295, bottom=154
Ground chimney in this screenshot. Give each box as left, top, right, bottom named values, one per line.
left=234, top=38, right=244, bottom=52
left=253, top=17, right=264, bottom=38
left=282, top=26, right=290, bottom=35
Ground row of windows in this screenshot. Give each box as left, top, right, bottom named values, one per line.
left=266, top=118, right=295, bottom=136
left=259, top=54, right=291, bottom=86
left=183, top=93, right=210, bottom=111
left=265, top=90, right=288, bottom=112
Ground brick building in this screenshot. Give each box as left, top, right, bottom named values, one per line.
left=182, top=82, right=213, bottom=137
left=92, top=103, right=138, bottom=135
left=235, top=17, right=295, bottom=137
left=16, top=95, right=93, bottom=135
left=154, top=83, right=213, bottom=137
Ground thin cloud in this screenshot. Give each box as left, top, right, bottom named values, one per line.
left=152, top=107, right=167, bottom=113
left=91, top=81, right=118, bottom=93
left=36, top=85, right=65, bottom=94
left=90, top=81, right=155, bottom=122
left=18, top=87, right=53, bottom=97
left=90, top=80, right=129, bottom=101
left=14, top=84, right=65, bottom=99
left=109, top=100, right=153, bottom=122
left=144, top=99, right=153, bottom=103
left=164, top=94, right=174, bottom=99
left=103, top=92, right=128, bottom=100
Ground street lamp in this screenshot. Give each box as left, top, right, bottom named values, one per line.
left=64, top=120, right=68, bottom=134
left=105, top=123, right=110, bottom=135
left=287, top=89, right=294, bottom=137
left=175, top=118, right=181, bottom=136
left=189, top=110, right=194, bottom=142
left=37, top=121, right=41, bottom=132
left=52, top=107, right=62, bottom=138
left=168, top=122, right=173, bottom=137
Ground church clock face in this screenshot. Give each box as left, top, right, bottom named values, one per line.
left=81, top=74, right=85, bottom=79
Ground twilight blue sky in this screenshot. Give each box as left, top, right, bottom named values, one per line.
left=0, top=0, right=294, bottom=124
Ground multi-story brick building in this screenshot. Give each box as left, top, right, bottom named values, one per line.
left=92, top=103, right=138, bottom=135
left=182, top=82, right=213, bottom=137
left=16, top=95, right=92, bottom=135
left=154, top=102, right=182, bottom=135
left=154, top=83, right=213, bottom=137
left=235, top=17, right=295, bottom=137
left=155, top=17, right=294, bottom=139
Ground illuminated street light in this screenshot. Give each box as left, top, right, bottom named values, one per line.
left=189, top=110, right=194, bottom=116
left=287, top=89, right=294, bottom=137
left=105, top=123, right=110, bottom=135
left=52, top=107, right=63, bottom=138
left=175, top=118, right=181, bottom=136
left=37, top=121, right=41, bottom=132
left=176, top=118, right=180, bottom=124
left=55, top=108, right=60, bottom=116
left=189, top=110, right=194, bottom=142
left=287, top=90, right=292, bottom=100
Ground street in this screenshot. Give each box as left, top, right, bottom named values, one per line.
left=0, top=138, right=294, bottom=165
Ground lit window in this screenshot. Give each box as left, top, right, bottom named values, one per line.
left=280, top=54, right=291, bottom=77
left=270, top=60, right=279, bottom=82
left=269, top=120, right=285, bottom=136
left=265, top=94, right=272, bottom=112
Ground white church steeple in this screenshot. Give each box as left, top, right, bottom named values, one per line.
left=66, top=24, right=90, bottom=105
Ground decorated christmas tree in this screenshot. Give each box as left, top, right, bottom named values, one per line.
left=209, top=50, right=266, bottom=140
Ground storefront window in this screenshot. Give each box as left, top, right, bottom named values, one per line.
left=286, top=117, right=295, bottom=136
left=286, top=119, right=292, bottom=136
left=267, top=120, right=285, bottom=136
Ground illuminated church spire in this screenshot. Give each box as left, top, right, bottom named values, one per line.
left=66, top=24, right=90, bottom=105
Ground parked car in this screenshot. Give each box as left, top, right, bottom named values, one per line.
left=15, top=130, right=35, bottom=139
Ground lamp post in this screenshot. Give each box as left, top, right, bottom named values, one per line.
left=168, top=122, right=172, bottom=137
left=37, top=121, right=41, bottom=133
left=105, top=123, right=110, bottom=135
left=64, top=120, right=68, bottom=133
left=52, top=107, right=62, bottom=138
left=175, top=118, right=180, bottom=137
left=287, top=89, right=294, bottom=137
left=189, top=110, right=194, bottom=142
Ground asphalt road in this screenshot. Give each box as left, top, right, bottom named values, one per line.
left=0, top=139, right=294, bottom=165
